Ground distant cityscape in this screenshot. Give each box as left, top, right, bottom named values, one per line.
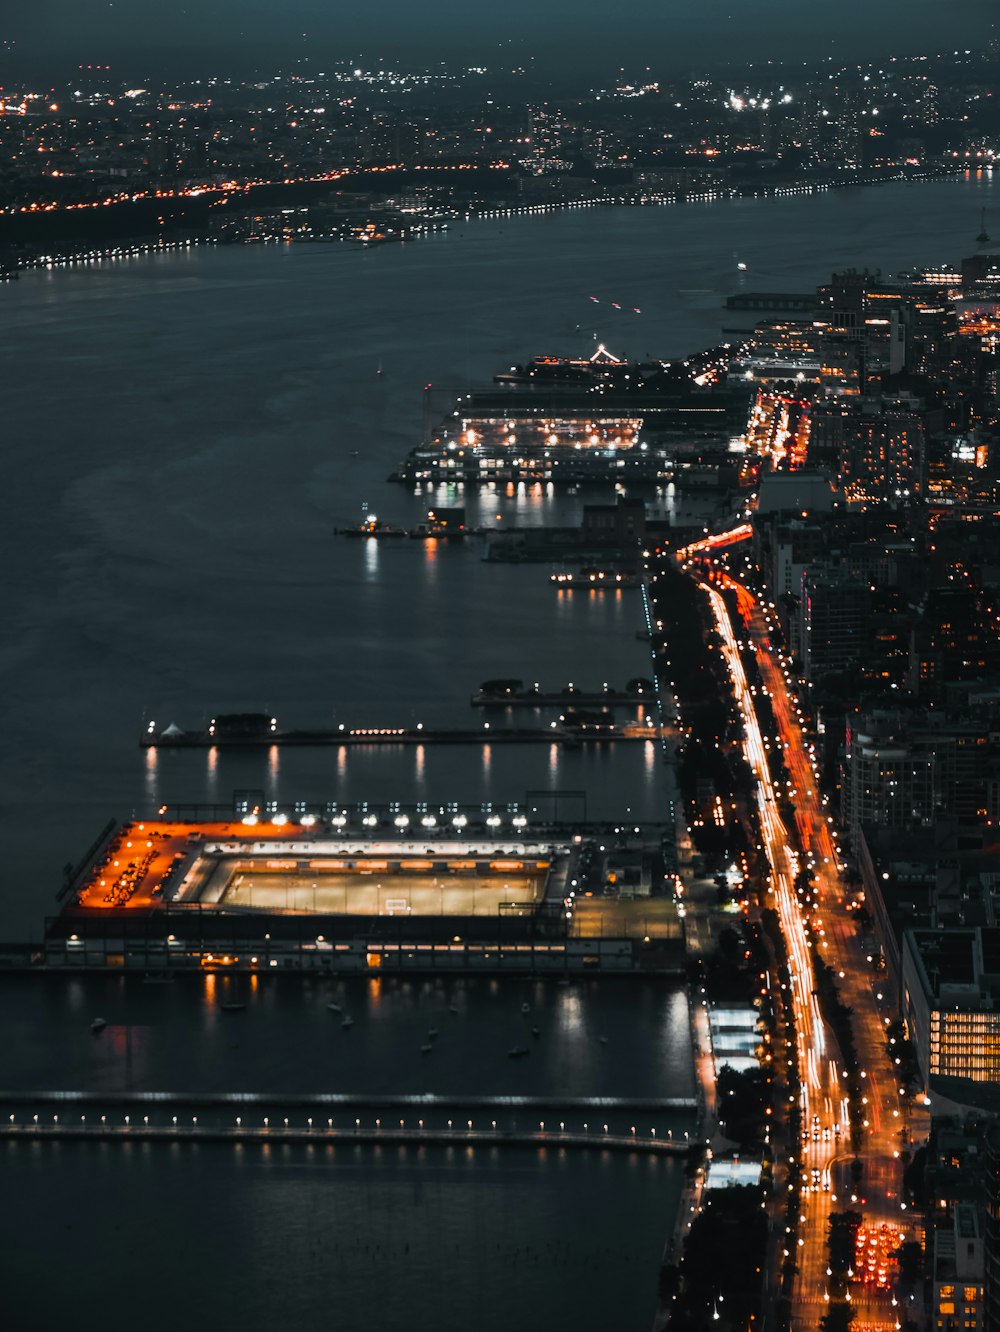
left=1, top=43, right=999, bottom=267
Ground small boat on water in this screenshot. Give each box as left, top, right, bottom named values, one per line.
left=520, top=1002, right=530, bottom=1014
left=599, top=1036, right=609, bottom=1045
left=507, top=1046, right=530, bottom=1058
left=420, top=1043, right=433, bottom=1055
left=90, top=1018, right=107, bottom=1033
left=532, top=1026, right=541, bottom=1038
left=327, top=1002, right=342, bottom=1013
left=341, top=1016, right=355, bottom=1029
left=448, top=1004, right=459, bottom=1015
left=221, top=1001, right=247, bottom=1012
left=427, top=1028, right=439, bottom=1039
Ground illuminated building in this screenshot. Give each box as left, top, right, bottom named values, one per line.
left=902, top=928, right=1000, bottom=1097
left=932, top=1203, right=985, bottom=1332
left=842, top=710, right=997, bottom=848
left=911, top=587, right=993, bottom=698
left=839, top=401, right=927, bottom=505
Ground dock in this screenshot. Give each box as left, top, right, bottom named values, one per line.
left=1, top=1089, right=697, bottom=1155
left=471, top=682, right=653, bottom=709
left=141, top=721, right=668, bottom=749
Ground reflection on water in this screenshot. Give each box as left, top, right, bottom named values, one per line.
left=0, top=1141, right=683, bottom=1332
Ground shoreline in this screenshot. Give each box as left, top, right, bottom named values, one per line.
left=3, top=164, right=971, bottom=277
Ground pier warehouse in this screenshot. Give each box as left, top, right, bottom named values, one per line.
left=46, top=814, right=683, bottom=975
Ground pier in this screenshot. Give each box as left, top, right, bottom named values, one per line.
left=0, top=1089, right=698, bottom=1113
left=1, top=1090, right=697, bottom=1156
left=0, top=1120, right=689, bottom=1156
left=141, top=720, right=668, bottom=749
left=471, top=681, right=653, bottom=709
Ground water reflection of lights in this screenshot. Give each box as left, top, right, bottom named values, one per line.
left=144, top=746, right=158, bottom=801
left=560, top=991, right=584, bottom=1033
left=414, top=743, right=425, bottom=781
left=268, top=744, right=280, bottom=778
left=337, top=745, right=347, bottom=777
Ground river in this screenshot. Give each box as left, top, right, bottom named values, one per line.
left=0, top=173, right=995, bottom=1331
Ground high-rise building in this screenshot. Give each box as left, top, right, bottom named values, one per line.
left=800, top=567, right=869, bottom=680
left=839, top=402, right=927, bottom=504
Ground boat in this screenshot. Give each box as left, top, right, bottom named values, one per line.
left=448, top=1003, right=459, bottom=1015
left=599, top=1036, right=609, bottom=1045
left=507, top=1046, right=530, bottom=1058
left=327, top=1002, right=342, bottom=1012
left=427, top=1027, right=439, bottom=1039
left=520, top=1002, right=530, bottom=1014
left=341, top=1016, right=355, bottom=1029
left=90, top=1018, right=107, bottom=1033
left=532, top=1026, right=541, bottom=1038
left=220, top=1001, right=247, bottom=1012
left=420, top=1043, right=434, bottom=1055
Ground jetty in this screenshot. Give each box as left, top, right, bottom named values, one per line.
left=142, top=718, right=667, bottom=749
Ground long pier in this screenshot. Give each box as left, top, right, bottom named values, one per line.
left=470, top=687, right=652, bottom=709
left=0, top=1121, right=688, bottom=1155
left=0, top=1090, right=697, bottom=1113
left=1, top=1090, right=697, bottom=1155
left=141, top=722, right=666, bottom=749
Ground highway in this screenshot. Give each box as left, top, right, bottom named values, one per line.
left=688, top=557, right=915, bottom=1331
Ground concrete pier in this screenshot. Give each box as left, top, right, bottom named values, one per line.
left=0, top=1120, right=689, bottom=1156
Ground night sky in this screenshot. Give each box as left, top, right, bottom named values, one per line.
left=4, top=0, right=998, bottom=79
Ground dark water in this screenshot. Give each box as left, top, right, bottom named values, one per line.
left=2, top=972, right=693, bottom=1332
left=1, top=177, right=994, bottom=1331
left=2, top=1140, right=683, bottom=1332
left=3, top=972, right=695, bottom=1104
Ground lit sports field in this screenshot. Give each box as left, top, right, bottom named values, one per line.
left=208, top=867, right=546, bottom=917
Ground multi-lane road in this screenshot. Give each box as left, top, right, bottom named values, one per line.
left=684, top=553, right=919, bottom=1331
